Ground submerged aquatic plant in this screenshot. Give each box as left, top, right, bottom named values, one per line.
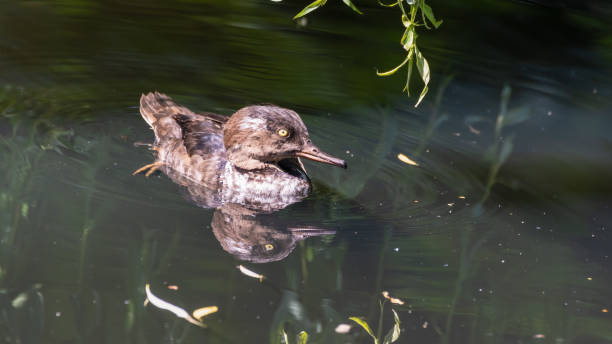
left=292, top=0, right=442, bottom=106
left=281, top=329, right=308, bottom=344
left=349, top=294, right=402, bottom=344
left=467, top=84, right=530, bottom=205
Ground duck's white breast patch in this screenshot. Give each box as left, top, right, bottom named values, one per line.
left=221, top=164, right=310, bottom=210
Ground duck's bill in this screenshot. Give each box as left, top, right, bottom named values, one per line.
left=296, top=145, right=347, bottom=169
left=287, top=226, right=336, bottom=238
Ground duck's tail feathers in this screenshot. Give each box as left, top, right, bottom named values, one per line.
left=139, top=92, right=194, bottom=128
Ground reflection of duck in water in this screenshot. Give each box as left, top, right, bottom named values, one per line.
left=134, top=92, right=343, bottom=261
left=161, top=168, right=336, bottom=263
left=212, top=204, right=335, bottom=263
left=134, top=92, right=345, bottom=210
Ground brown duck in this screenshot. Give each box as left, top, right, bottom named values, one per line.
left=134, top=92, right=346, bottom=210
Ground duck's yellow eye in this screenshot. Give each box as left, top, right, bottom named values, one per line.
left=265, top=244, right=274, bottom=251
left=277, top=129, right=289, bottom=137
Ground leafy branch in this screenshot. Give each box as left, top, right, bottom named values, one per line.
left=293, top=0, right=362, bottom=20
left=292, top=0, right=442, bottom=107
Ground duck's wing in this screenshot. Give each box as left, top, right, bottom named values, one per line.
left=173, top=113, right=226, bottom=158
left=140, top=92, right=228, bottom=157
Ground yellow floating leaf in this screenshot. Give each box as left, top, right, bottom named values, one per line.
left=144, top=284, right=206, bottom=328
left=192, top=306, right=219, bottom=320
left=237, top=265, right=265, bottom=282
left=468, top=125, right=481, bottom=135
left=381, top=290, right=405, bottom=305
left=397, top=153, right=419, bottom=166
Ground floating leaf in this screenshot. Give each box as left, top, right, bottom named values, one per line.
left=397, top=153, right=419, bottom=166
left=11, top=292, right=29, bottom=308
left=237, top=265, right=265, bottom=282
left=297, top=331, right=308, bottom=344
left=382, top=309, right=401, bottom=344
left=192, top=306, right=218, bottom=320
left=381, top=291, right=406, bottom=304
left=293, top=0, right=327, bottom=20
left=349, top=317, right=377, bottom=342
left=335, top=323, right=352, bottom=333
left=144, top=284, right=206, bottom=328
left=342, top=0, right=363, bottom=14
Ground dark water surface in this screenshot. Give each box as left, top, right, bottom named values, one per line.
left=1, top=1, right=612, bottom=343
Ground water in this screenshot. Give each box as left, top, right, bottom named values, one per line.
left=1, top=1, right=611, bottom=343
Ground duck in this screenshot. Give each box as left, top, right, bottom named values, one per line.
left=134, top=92, right=346, bottom=210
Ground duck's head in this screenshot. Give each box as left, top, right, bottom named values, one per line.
left=223, top=105, right=346, bottom=175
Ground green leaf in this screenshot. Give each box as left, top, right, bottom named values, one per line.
left=282, top=330, right=289, bottom=344
left=401, top=14, right=411, bottom=28
left=378, top=0, right=399, bottom=7
left=415, top=46, right=430, bottom=85
left=376, top=51, right=412, bottom=76
left=414, top=46, right=430, bottom=107
left=421, top=2, right=443, bottom=28
left=400, top=29, right=415, bottom=51
left=297, top=331, right=308, bottom=344
left=293, top=0, right=327, bottom=20
left=419, top=1, right=430, bottom=29
left=403, top=55, right=413, bottom=95
left=415, top=85, right=428, bottom=107
left=383, top=309, right=401, bottom=344
left=349, top=317, right=377, bottom=342
left=342, top=0, right=363, bottom=14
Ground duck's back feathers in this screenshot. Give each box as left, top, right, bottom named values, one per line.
left=140, top=92, right=193, bottom=127
left=140, top=92, right=228, bottom=151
